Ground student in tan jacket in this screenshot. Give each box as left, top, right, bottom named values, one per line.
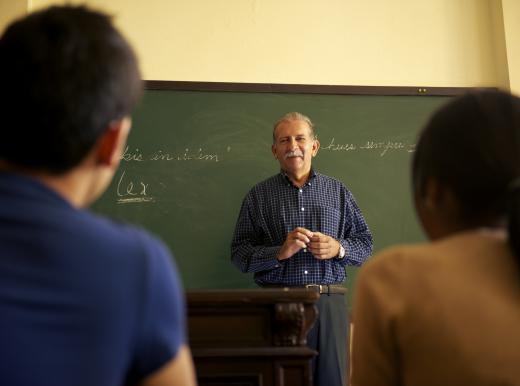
left=351, top=90, right=520, bottom=386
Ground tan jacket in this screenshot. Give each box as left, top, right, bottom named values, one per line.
left=351, top=230, right=520, bottom=386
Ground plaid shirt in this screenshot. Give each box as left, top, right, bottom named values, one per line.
left=231, top=170, right=372, bottom=286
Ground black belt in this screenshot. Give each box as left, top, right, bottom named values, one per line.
left=261, top=284, right=347, bottom=295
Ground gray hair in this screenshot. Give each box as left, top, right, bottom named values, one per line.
left=272, top=112, right=316, bottom=143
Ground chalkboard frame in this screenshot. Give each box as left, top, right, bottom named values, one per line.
left=145, top=80, right=476, bottom=96
left=94, top=81, right=491, bottom=299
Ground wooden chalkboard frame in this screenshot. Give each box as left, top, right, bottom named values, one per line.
left=145, top=80, right=477, bottom=96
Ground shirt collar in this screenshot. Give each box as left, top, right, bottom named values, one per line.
left=279, top=168, right=317, bottom=187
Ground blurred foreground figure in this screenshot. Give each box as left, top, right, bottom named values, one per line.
left=351, top=90, right=520, bottom=386
left=0, top=6, right=196, bottom=386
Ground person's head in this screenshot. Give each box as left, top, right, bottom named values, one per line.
left=0, top=5, right=142, bottom=199
left=412, top=89, right=520, bottom=254
left=271, top=112, right=320, bottom=179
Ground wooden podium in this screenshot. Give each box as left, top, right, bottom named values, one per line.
left=187, top=288, right=319, bottom=386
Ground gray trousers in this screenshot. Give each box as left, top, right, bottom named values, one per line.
left=306, top=293, right=349, bottom=386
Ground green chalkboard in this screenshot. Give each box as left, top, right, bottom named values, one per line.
left=92, top=83, right=455, bottom=296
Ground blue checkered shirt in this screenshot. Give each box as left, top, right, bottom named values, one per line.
left=231, top=170, right=373, bottom=286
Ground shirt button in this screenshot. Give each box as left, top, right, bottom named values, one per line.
left=304, top=270, right=308, bottom=275
left=301, top=207, right=305, bottom=211
left=299, top=189, right=303, bottom=193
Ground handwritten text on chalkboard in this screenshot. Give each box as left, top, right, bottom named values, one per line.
left=116, top=146, right=223, bottom=204
left=121, top=146, right=221, bottom=163
left=321, top=138, right=416, bottom=156
left=115, top=139, right=415, bottom=204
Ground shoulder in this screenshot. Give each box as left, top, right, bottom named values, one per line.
left=74, top=209, right=175, bottom=273
left=98, top=218, right=187, bottom=380
left=358, top=231, right=508, bottom=287
left=359, top=237, right=462, bottom=278
left=313, top=172, right=356, bottom=202
left=314, top=172, right=349, bottom=190
left=78, top=209, right=156, bottom=247
left=353, top=242, right=433, bottom=317
left=246, top=173, right=284, bottom=196
left=360, top=243, right=424, bottom=278
left=81, top=213, right=185, bottom=309
left=253, top=173, right=284, bottom=189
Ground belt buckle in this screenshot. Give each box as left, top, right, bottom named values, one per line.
left=305, top=284, right=324, bottom=294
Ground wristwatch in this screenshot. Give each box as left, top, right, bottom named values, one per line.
left=337, top=244, right=346, bottom=259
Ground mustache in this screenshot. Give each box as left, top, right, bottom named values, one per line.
left=284, top=150, right=304, bottom=159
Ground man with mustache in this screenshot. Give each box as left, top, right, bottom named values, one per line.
left=231, top=112, right=372, bottom=386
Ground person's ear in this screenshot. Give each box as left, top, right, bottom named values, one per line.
left=416, top=177, right=463, bottom=240
left=272, top=144, right=278, bottom=159
left=421, top=177, right=460, bottom=215
left=414, top=177, right=444, bottom=240
left=312, top=138, right=320, bottom=157
left=96, top=117, right=131, bottom=167
left=421, top=178, right=442, bottom=210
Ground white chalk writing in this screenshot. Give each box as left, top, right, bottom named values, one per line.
left=116, top=170, right=154, bottom=204
left=321, top=137, right=415, bottom=156
left=122, top=146, right=144, bottom=162
left=121, top=147, right=220, bottom=162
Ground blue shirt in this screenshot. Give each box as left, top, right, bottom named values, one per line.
left=231, top=170, right=373, bottom=285
left=0, top=172, right=185, bottom=386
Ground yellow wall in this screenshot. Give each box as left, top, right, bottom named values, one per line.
left=0, top=0, right=27, bottom=34
left=0, top=0, right=513, bottom=89
left=488, top=0, right=509, bottom=91
left=502, top=0, right=520, bottom=95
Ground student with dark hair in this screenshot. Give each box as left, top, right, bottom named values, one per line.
left=350, top=89, right=520, bottom=385
left=0, top=6, right=196, bottom=386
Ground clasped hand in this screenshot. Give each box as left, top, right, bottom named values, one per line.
left=276, top=227, right=340, bottom=260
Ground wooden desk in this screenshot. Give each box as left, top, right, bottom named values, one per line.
left=187, top=288, right=319, bottom=386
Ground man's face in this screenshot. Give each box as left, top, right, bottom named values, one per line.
left=271, top=119, right=319, bottom=177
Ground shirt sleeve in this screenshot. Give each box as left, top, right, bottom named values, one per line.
left=350, top=252, right=404, bottom=386
left=338, top=187, right=373, bottom=266
left=230, top=192, right=281, bottom=273
left=129, top=232, right=187, bottom=379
